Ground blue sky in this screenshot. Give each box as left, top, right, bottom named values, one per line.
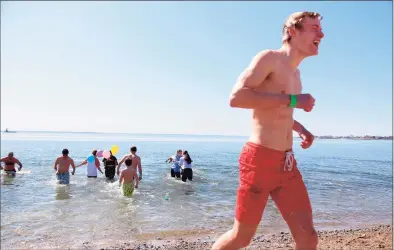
left=1, top=1, right=392, bottom=136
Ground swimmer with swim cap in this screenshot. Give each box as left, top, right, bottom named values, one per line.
left=212, top=11, right=323, bottom=250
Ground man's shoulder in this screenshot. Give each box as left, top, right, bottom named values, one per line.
left=254, top=49, right=281, bottom=59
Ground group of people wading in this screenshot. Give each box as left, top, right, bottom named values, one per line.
left=166, top=149, right=193, bottom=182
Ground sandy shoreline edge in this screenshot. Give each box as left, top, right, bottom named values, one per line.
left=79, top=224, right=392, bottom=250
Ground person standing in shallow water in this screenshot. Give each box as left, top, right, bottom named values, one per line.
left=76, top=150, right=104, bottom=178
left=117, top=146, right=142, bottom=181
left=53, top=149, right=76, bottom=184
left=212, top=11, right=323, bottom=250
left=180, top=150, right=193, bottom=182
left=103, top=151, right=118, bottom=180
left=1, top=152, right=23, bottom=177
left=166, top=149, right=182, bottom=178
left=119, top=158, right=139, bottom=197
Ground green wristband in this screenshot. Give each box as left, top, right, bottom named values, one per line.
left=289, top=94, right=297, bottom=108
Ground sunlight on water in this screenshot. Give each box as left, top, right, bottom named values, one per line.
left=1, top=132, right=392, bottom=249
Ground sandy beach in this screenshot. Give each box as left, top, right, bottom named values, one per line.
left=84, top=224, right=392, bottom=250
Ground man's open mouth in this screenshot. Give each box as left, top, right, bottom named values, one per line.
left=313, top=40, right=320, bottom=48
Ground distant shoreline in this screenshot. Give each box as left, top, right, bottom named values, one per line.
left=2, top=130, right=392, bottom=140
left=313, top=135, right=393, bottom=140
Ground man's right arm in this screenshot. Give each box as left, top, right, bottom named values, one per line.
left=117, top=156, right=126, bottom=175
left=53, top=158, right=59, bottom=171
left=229, top=50, right=290, bottom=109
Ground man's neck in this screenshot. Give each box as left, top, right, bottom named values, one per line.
left=279, top=44, right=306, bottom=71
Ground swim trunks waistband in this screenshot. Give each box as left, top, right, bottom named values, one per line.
left=245, top=141, right=293, bottom=154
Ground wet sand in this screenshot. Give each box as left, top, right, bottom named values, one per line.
left=92, top=224, right=392, bottom=250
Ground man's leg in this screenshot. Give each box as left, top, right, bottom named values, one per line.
left=270, top=168, right=317, bottom=250
left=211, top=219, right=259, bottom=250
left=212, top=166, right=269, bottom=249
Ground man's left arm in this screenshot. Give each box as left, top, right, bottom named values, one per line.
left=15, top=159, right=23, bottom=171
left=138, top=157, right=142, bottom=180
left=293, top=120, right=314, bottom=149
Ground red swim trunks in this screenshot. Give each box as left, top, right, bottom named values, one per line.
left=235, top=142, right=313, bottom=225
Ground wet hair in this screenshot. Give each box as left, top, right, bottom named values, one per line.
left=183, top=150, right=193, bottom=165
left=282, top=11, right=322, bottom=44
left=92, top=150, right=97, bottom=156
left=130, top=146, right=137, bottom=153
left=62, top=149, right=69, bottom=155
left=177, top=149, right=182, bottom=153
left=125, top=158, right=132, bottom=167
left=8, top=152, right=14, bottom=157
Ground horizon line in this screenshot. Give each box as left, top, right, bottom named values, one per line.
left=1, top=129, right=392, bottom=138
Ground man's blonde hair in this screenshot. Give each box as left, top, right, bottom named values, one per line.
left=282, top=11, right=323, bottom=44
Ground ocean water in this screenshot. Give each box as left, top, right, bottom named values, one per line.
left=1, top=132, right=392, bottom=249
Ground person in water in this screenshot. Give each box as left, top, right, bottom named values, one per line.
left=53, top=149, right=76, bottom=184
left=117, top=146, right=142, bottom=181
left=180, top=150, right=193, bottom=182
left=119, top=158, right=139, bottom=197
left=166, top=149, right=182, bottom=178
left=76, top=149, right=104, bottom=178
left=102, top=150, right=118, bottom=180
left=1, top=152, right=23, bottom=177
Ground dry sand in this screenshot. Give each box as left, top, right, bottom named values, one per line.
left=93, top=224, right=392, bottom=250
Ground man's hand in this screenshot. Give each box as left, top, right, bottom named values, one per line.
left=139, top=176, right=142, bottom=181
left=71, top=171, right=75, bottom=175
left=299, top=129, right=315, bottom=149
left=135, top=185, right=139, bottom=189
left=296, top=94, right=315, bottom=112
left=117, top=170, right=120, bottom=176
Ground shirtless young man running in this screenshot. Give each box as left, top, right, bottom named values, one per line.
left=212, top=12, right=324, bottom=250
left=53, top=149, right=76, bottom=184
left=117, top=146, right=142, bottom=181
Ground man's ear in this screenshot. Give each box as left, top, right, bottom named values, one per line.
left=288, top=26, right=296, bottom=39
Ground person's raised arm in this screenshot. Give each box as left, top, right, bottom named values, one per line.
left=229, top=50, right=290, bottom=109
left=137, top=157, right=142, bottom=181
left=166, top=156, right=173, bottom=163
left=76, top=159, right=87, bottom=168
left=117, top=155, right=127, bottom=176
